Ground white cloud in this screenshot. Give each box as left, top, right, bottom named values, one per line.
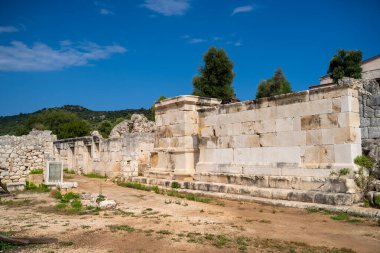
left=0, top=41, right=126, bottom=72
left=231, top=5, right=254, bottom=16
left=100, top=8, right=114, bottom=15
left=0, top=26, right=18, bottom=33
left=142, top=0, right=190, bottom=16
left=188, top=38, right=207, bottom=44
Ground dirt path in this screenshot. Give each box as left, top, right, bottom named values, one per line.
left=1, top=176, right=379, bottom=253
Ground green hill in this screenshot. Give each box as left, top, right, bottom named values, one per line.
left=0, top=105, right=153, bottom=137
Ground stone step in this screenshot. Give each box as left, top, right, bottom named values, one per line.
left=132, top=177, right=360, bottom=206
left=194, top=173, right=354, bottom=193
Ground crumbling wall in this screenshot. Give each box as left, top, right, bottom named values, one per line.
left=359, top=79, right=380, bottom=177
left=53, top=114, right=155, bottom=178
left=0, top=130, right=56, bottom=185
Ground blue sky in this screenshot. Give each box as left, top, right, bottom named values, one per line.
left=0, top=0, right=379, bottom=116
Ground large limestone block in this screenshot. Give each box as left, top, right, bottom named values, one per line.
left=301, top=115, right=320, bottom=130
left=276, top=131, right=306, bottom=146
left=199, top=148, right=233, bottom=164
left=259, top=133, right=276, bottom=147
left=338, top=112, right=360, bottom=128
left=334, top=127, right=360, bottom=144
left=341, top=96, right=359, bottom=113
left=320, top=113, right=339, bottom=128
left=306, top=130, right=322, bottom=145
left=303, top=145, right=334, bottom=166
left=232, top=135, right=260, bottom=148
left=321, top=128, right=335, bottom=145
left=334, top=143, right=362, bottom=166
left=254, top=119, right=276, bottom=134
left=275, top=117, right=295, bottom=132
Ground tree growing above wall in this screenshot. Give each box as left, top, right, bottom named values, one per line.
left=327, top=49, right=363, bottom=83
left=192, top=47, right=236, bottom=102
left=256, top=68, right=292, bottom=99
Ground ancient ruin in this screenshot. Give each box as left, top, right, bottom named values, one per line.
left=1, top=79, right=379, bottom=207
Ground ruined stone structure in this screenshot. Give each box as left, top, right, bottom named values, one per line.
left=53, top=115, right=155, bottom=178
left=0, top=130, right=56, bottom=190
left=135, top=84, right=365, bottom=205
left=0, top=81, right=379, bottom=205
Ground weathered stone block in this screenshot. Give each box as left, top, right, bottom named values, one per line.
left=259, top=133, right=276, bottom=147
left=306, top=130, right=322, bottom=145
left=276, top=131, right=306, bottom=146
left=301, top=115, right=320, bottom=130
left=275, top=117, right=294, bottom=132
left=368, top=127, right=380, bottom=138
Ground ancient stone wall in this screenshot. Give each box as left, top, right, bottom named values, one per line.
left=359, top=79, right=380, bottom=177
left=53, top=114, right=155, bottom=178
left=0, top=130, right=56, bottom=186
left=197, top=85, right=361, bottom=178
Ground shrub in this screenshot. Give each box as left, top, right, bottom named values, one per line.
left=375, top=195, right=380, bottom=208
left=353, top=155, right=376, bottom=194
left=25, top=181, right=50, bottom=192
left=330, top=168, right=351, bottom=178
left=29, top=168, right=43, bottom=174
left=71, top=199, right=82, bottom=209
left=171, top=181, right=180, bottom=189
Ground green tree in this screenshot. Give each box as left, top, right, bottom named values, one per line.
left=149, top=95, right=167, bottom=121
left=256, top=68, right=292, bottom=99
left=57, top=120, right=91, bottom=139
left=192, top=47, right=235, bottom=102
left=98, top=120, right=113, bottom=138
left=327, top=49, right=362, bottom=83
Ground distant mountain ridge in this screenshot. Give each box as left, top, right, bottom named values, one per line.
left=0, top=105, right=152, bottom=136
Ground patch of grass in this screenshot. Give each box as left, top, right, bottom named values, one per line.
left=59, top=241, right=74, bottom=247
left=259, top=219, right=271, bottom=224
left=63, top=168, right=75, bottom=174
left=236, top=236, right=251, bottom=252
left=375, top=195, right=380, bottom=208
left=331, top=213, right=363, bottom=223
left=60, top=192, right=79, bottom=203
left=52, top=190, right=62, bottom=199
left=70, top=199, right=82, bottom=209
left=29, top=168, right=43, bottom=174
left=213, top=234, right=230, bottom=248
left=0, top=241, right=13, bottom=251
left=108, top=225, right=135, bottom=233
left=117, top=181, right=155, bottom=192
left=63, top=175, right=74, bottom=180
left=54, top=203, right=67, bottom=210
left=171, top=181, right=180, bottom=189
left=306, top=207, right=320, bottom=213
left=0, top=198, right=36, bottom=207
left=157, top=230, right=171, bottom=235
left=167, top=190, right=212, bottom=203
left=25, top=181, right=50, bottom=192
left=83, top=172, right=107, bottom=179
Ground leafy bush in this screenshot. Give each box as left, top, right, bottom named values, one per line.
left=29, top=168, right=43, bottom=174
left=256, top=68, right=292, bottom=99
left=60, top=192, right=79, bottom=203
left=353, top=155, right=376, bottom=194
left=71, top=199, right=82, bottom=209
left=171, top=181, right=180, bottom=189
left=327, top=49, right=362, bottom=83
left=375, top=195, right=380, bottom=208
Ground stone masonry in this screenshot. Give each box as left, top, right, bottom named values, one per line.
left=0, top=130, right=56, bottom=185
left=359, top=79, right=380, bottom=177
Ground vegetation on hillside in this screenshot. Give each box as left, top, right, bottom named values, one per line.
left=0, top=105, right=152, bottom=138
left=327, top=49, right=362, bottom=83
left=256, top=68, right=292, bottom=99
left=192, top=46, right=236, bottom=102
